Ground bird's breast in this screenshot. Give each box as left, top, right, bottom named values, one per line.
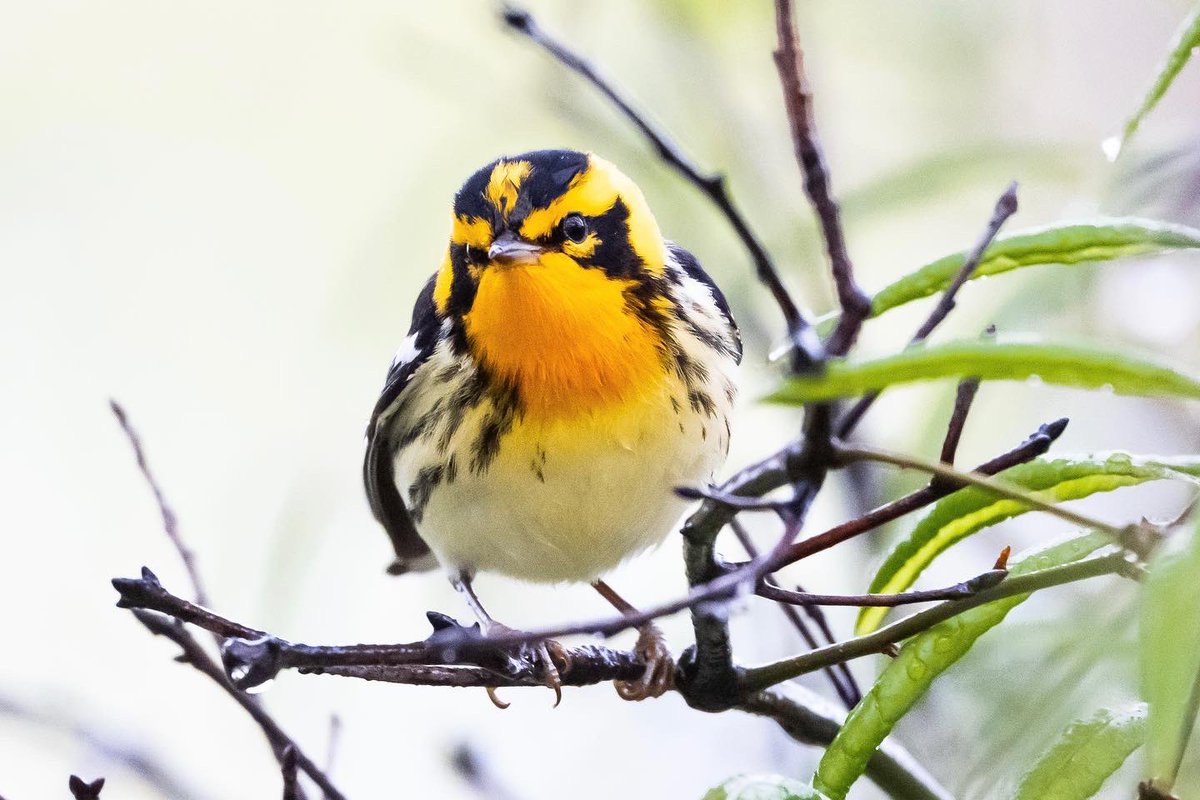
left=462, top=257, right=666, bottom=422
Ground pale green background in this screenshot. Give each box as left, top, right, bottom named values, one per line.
left=2, top=1, right=1199, bottom=798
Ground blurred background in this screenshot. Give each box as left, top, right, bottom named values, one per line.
left=3, top=0, right=1199, bottom=797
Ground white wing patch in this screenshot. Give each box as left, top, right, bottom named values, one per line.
left=391, top=333, right=422, bottom=370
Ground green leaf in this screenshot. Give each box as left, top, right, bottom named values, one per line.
left=869, top=219, right=1200, bottom=319
left=813, top=532, right=1114, bottom=800
left=800, top=218, right=1200, bottom=353
left=1141, top=514, right=1200, bottom=790
left=703, top=775, right=828, bottom=800
left=1118, top=6, right=1200, bottom=152
left=765, top=337, right=1200, bottom=404
left=1014, top=703, right=1147, bottom=800
left=856, top=454, right=1200, bottom=635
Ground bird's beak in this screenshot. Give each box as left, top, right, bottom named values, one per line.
left=487, top=230, right=544, bottom=266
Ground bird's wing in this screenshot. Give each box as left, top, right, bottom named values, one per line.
left=364, top=274, right=441, bottom=575
left=668, top=243, right=743, bottom=365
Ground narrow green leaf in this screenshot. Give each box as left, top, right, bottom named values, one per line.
left=1141, top=514, right=1200, bottom=790
left=1014, top=703, right=1147, bottom=800
left=703, top=775, right=828, bottom=800
left=765, top=337, right=1200, bottom=404
left=856, top=454, right=1200, bottom=635
left=813, top=532, right=1114, bottom=800
left=869, top=219, right=1200, bottom=318
left=1119, top=6, right=1200, bottom=151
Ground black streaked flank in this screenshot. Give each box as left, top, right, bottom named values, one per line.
left=408, top=463, right=445, bottom=522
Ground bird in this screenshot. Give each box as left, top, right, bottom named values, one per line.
left=363, top=149, right=741, bottom=702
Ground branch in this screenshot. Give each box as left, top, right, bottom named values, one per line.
left=731, top=417, right=1068, bottom=571
left=731, top=519, right=861, bottom=709
left=281, top=746, right=300, bottom=800
left=111, top=401, right=339, bottom=800
left=739, top=684, right=954, bottom=800
left=500, top=2, right=821, bottom=368
left=131, top=611, right=346, bottom=800
left=740, top=551, right=1134, bottom=692
left=757, top=567, right=1007, bottom=607
left=110, top=400, right=210, bottom=608
left=115, top=570, right=644, bottom=689
left=938, top=378, right=982, bottom=468
left=836, top=182, right=1019, bottom=437
left=772, top=0, right=869, bottom=357
left=835, top=441, right=1141, bottom=545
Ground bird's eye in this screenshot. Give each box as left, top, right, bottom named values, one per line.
left=561, top=214, right=589, bottom=244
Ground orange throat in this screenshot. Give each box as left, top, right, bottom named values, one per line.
left=462, top=258, right=666, bottom=421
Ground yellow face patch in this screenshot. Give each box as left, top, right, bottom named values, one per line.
left=463, top=254, right=665, bottom=422
left=486, top=160, right=532, bottom=217
left=451, top=215, right=492, bottom=249
left=519, top=155, right=665, bottom=275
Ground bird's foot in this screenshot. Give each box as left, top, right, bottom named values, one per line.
left=483, top=622, right=572, bottom=709
left=615, top=623, right=675, bottom=701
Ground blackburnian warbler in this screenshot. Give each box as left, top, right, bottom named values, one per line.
left=364, top=149, right=741, bottom=700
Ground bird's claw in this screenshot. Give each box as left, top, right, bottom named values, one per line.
left=484, top=623, right=572, bottom=708
left=615, top=623, right=675, bottom=701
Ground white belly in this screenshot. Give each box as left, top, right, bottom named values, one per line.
left=395, top=374, right=732, bottom=583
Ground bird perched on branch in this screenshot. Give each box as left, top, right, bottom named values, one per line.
left=364, top=149, right=741, bottom=702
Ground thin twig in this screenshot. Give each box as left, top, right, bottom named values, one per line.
left=131, top=611, right=346, bottom=800
left=281, top=745, right=300, bottom=800
left=772, top=0, right=869, bottom=357
left=499, top=2, right=821, bottom=368
left=836, top=183, right=1019, bottom=437
left=112, top=402, right=337, bottom=800
left=757, top=568, right=1007, bottom=607
left=731, top=519, right=860, bottom=708
left=912, top=182, right=1019, bottom=343
left=732, top=417, right=1068, bottom=571
left=938, top=379, right=981, bottom=467
left=110, top=400, right=210, bottom=609
left=740, top=551, right=1132, bottom=692
left=835, top=442, right=1134, bottom=542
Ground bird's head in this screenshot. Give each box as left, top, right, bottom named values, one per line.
left=431, top=149, right=668, bottom=318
